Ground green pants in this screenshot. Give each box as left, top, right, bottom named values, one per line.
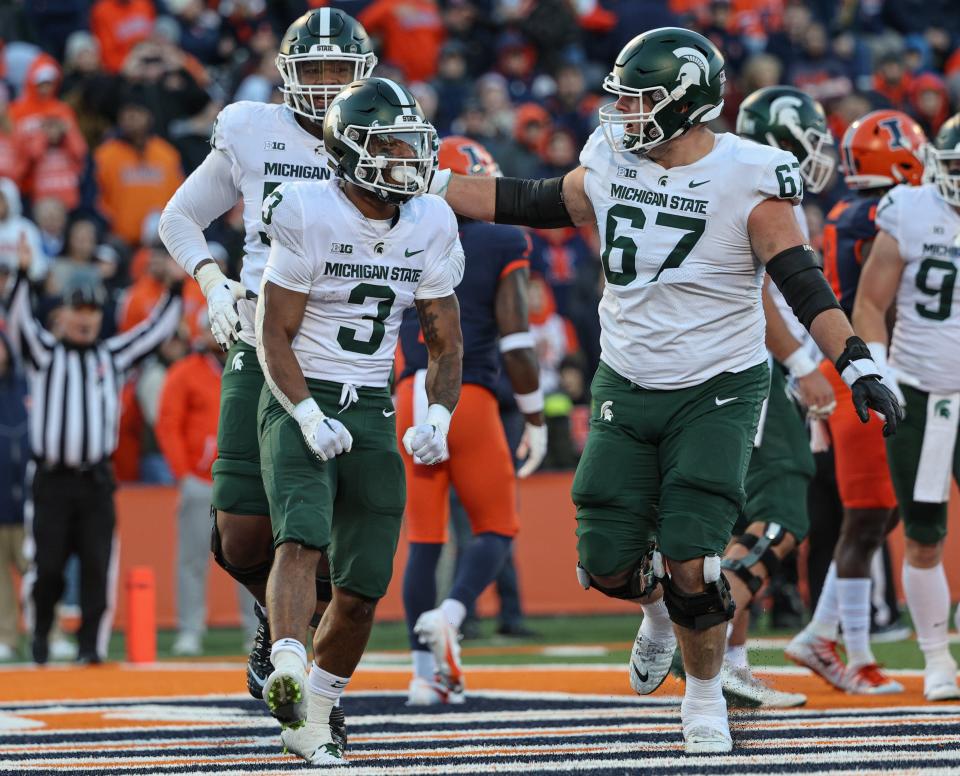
left=573, top=360, right=768, bottom=571
left=887, top=385, right=960, bottom=546
left=258, top=378, right=405, bottom=600
left=738, top=362, right=815, bottom=541
left=211, top=341, right=270, bottom=516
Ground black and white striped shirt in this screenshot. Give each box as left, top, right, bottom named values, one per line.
left=5, top=272, right=184, bottom=468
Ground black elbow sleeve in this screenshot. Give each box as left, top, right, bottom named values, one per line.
left=494, top=175, right=574, bottom=228
left=766, top=244, right=841, bottom=330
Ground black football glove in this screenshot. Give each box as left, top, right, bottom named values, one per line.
left=851, top=375, right=903, bottom=437
left=836, top=336, right=903, bottom=437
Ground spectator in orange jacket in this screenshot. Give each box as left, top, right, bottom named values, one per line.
left=359, top=0, right=445, bottom=82
left=91, top=0, right=156, bottom=74
left=94, top=90, right=183, bottom=247
left=118, top=241, right=203, bottom=337
left=156, top=314, right=254, bottom=655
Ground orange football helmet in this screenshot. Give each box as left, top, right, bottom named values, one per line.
left=839, top=109, right=927, bottom=190
left=438, top=135, right=501, bottom=177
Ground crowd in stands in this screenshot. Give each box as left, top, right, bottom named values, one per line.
left=0, top=0, right=957, bottom=490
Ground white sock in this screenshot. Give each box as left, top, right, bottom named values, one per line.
left=681, top=673, right=727, bottom=729
left=837, top=577, right=874, bottom=668
left=271, top=638, right=307, bottom=673
left=808, top=562, right=840, bottom=640
left=902, top=562, right=952, bottom=664
left=639, top=598, right=673, bottom=641
left=412, top=649, right=435, bottom=680
left=439, top=598, right=467, bottom=629
left=725, top=644, right=749, bottom=670
left=309, top=662, right=350, bottom=701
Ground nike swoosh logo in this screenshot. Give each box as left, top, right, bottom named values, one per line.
left=383, top=409, right=396, bottom=417
left=631, top=663, right=649, bottom=684
left=405, top=248, right=425, bottom=257
left=689, top=180, right=710, bottom=188
left=715, top=396, right=738, bottom=406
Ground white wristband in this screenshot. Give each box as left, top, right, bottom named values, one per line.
left=514, top=388, right=544, bottom=414
left=499, top=332, right=535, bottom=353
left=292, top=397, right=323, bottom=425
left=425, top=403, right=452, bottom=435
left=783, top=348, right=818, bottom=378
left=840, top=358, right=881, bottom=388
left=194, top=261, right=227, bottom=296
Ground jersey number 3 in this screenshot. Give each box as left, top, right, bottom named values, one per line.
left=337, top=283, right=397, bottom=355
left=600, top=204, right=706, bottom=286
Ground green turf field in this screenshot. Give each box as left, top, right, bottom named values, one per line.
left=14, top=611, right=943, bottom=670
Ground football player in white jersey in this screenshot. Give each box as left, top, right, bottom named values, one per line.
left=255, top=78, right=463, bottom=766
left=853, top=112, right=960, bottom=702
left=157, top=8, right=376, bottom=718
left=430, top=27, right=901, bottom=753
left=703, top=85, right=837, bottom=709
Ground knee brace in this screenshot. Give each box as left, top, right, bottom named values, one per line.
left=662, top=555, right=735, bottom=630
left=721, top=522, right=785, bottom=595
left=576, top=548, right=662, bottom=601
left=210, top=507, right=273, bottom=586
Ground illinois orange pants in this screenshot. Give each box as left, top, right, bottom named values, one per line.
left=396, top=379, right=519, bottom=543
left=821, top=361, right=898, bottom=510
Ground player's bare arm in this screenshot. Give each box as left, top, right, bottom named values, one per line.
left=851, top=230, right=905, bottom=346
left=749, top=197, right=901, bottom=433
left=416, top=293, right=463, bottom=412
left=258, top=281, right=311, bottom=407
left=761, top=275, right=834, bottom=415
left=438, top=166, right=594, bottom=228
left=496, top=264, right=548, bottom=476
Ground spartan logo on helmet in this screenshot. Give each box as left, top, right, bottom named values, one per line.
left=672, top=47, right=709, bottom=87
left=769, top=95, right=804, bottom=130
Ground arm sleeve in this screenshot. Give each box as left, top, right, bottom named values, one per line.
left=155, top=367, right=191, bottom=480
left=4, top=270, right=55, bottom=368
left=158, top=148, right=241, bottom=277
left=260, top=184, right=315, bottom=293
left=106, top=290, right=184, bottom=372
left=415, top=207, right=458, bottom=300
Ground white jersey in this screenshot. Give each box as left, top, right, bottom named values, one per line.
left=580, top=128, right=804, bottom=389
left=875, top=183, right=960, bottom=393
left=160, top=101, right=335, bottom=347
left=259, top=180, right=460, bottom=387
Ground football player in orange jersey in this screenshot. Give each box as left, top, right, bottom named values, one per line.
left=396, top=137, right=546, bottom=705
left=787, top=110, right=927, bottom=694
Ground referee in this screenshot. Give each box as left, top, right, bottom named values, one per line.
left=5, top=249, right=182, bottom=664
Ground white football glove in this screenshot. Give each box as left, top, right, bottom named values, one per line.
left=292, top=398, right=353, bottom=462
left=867, top=342, right=907, bottom=407
left=402, top=404, right=451, bottom=465
left=516, top=421, right=547, bottom=478
left=195, top=262, right=253, bottom=350
left=428, top=168, right=451, bottom=198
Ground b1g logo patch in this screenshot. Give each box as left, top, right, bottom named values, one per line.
left=331, top=243, right=354, bottom=254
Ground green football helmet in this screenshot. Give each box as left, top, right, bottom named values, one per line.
left=323, top=78, right=438, bottom=205
left=927, top=112, right=960, bottom=206
left=599, top=27, right=725, bottom=154
left=736, top=86, right=835, bottom=193
left=276, top=8, right=377, bottom=122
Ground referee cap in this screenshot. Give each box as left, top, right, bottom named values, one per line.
left=62, top=271, right=106, bottom=310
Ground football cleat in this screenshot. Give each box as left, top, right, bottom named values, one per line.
left=263, top=664, right=308, bottom=729
left=407, top=675, right=465, bottom=706
left=842, top=662, right=904, bottom=695
left=414, top=609, right=464, bottom=695
left=682, top=718, right=732, bottom=754
left=720, top=662, right=806, bottom=708
left=785, top=629, right=847, bottom=690
left=247, top=603, right=272, bottom=700
left=280, top=691, right=345, bottom=766
left=628, top=625, right=677, bottom=695
left=329, top=704, right=348, bottom=751
left=923, top=655, right=960, bottom=702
